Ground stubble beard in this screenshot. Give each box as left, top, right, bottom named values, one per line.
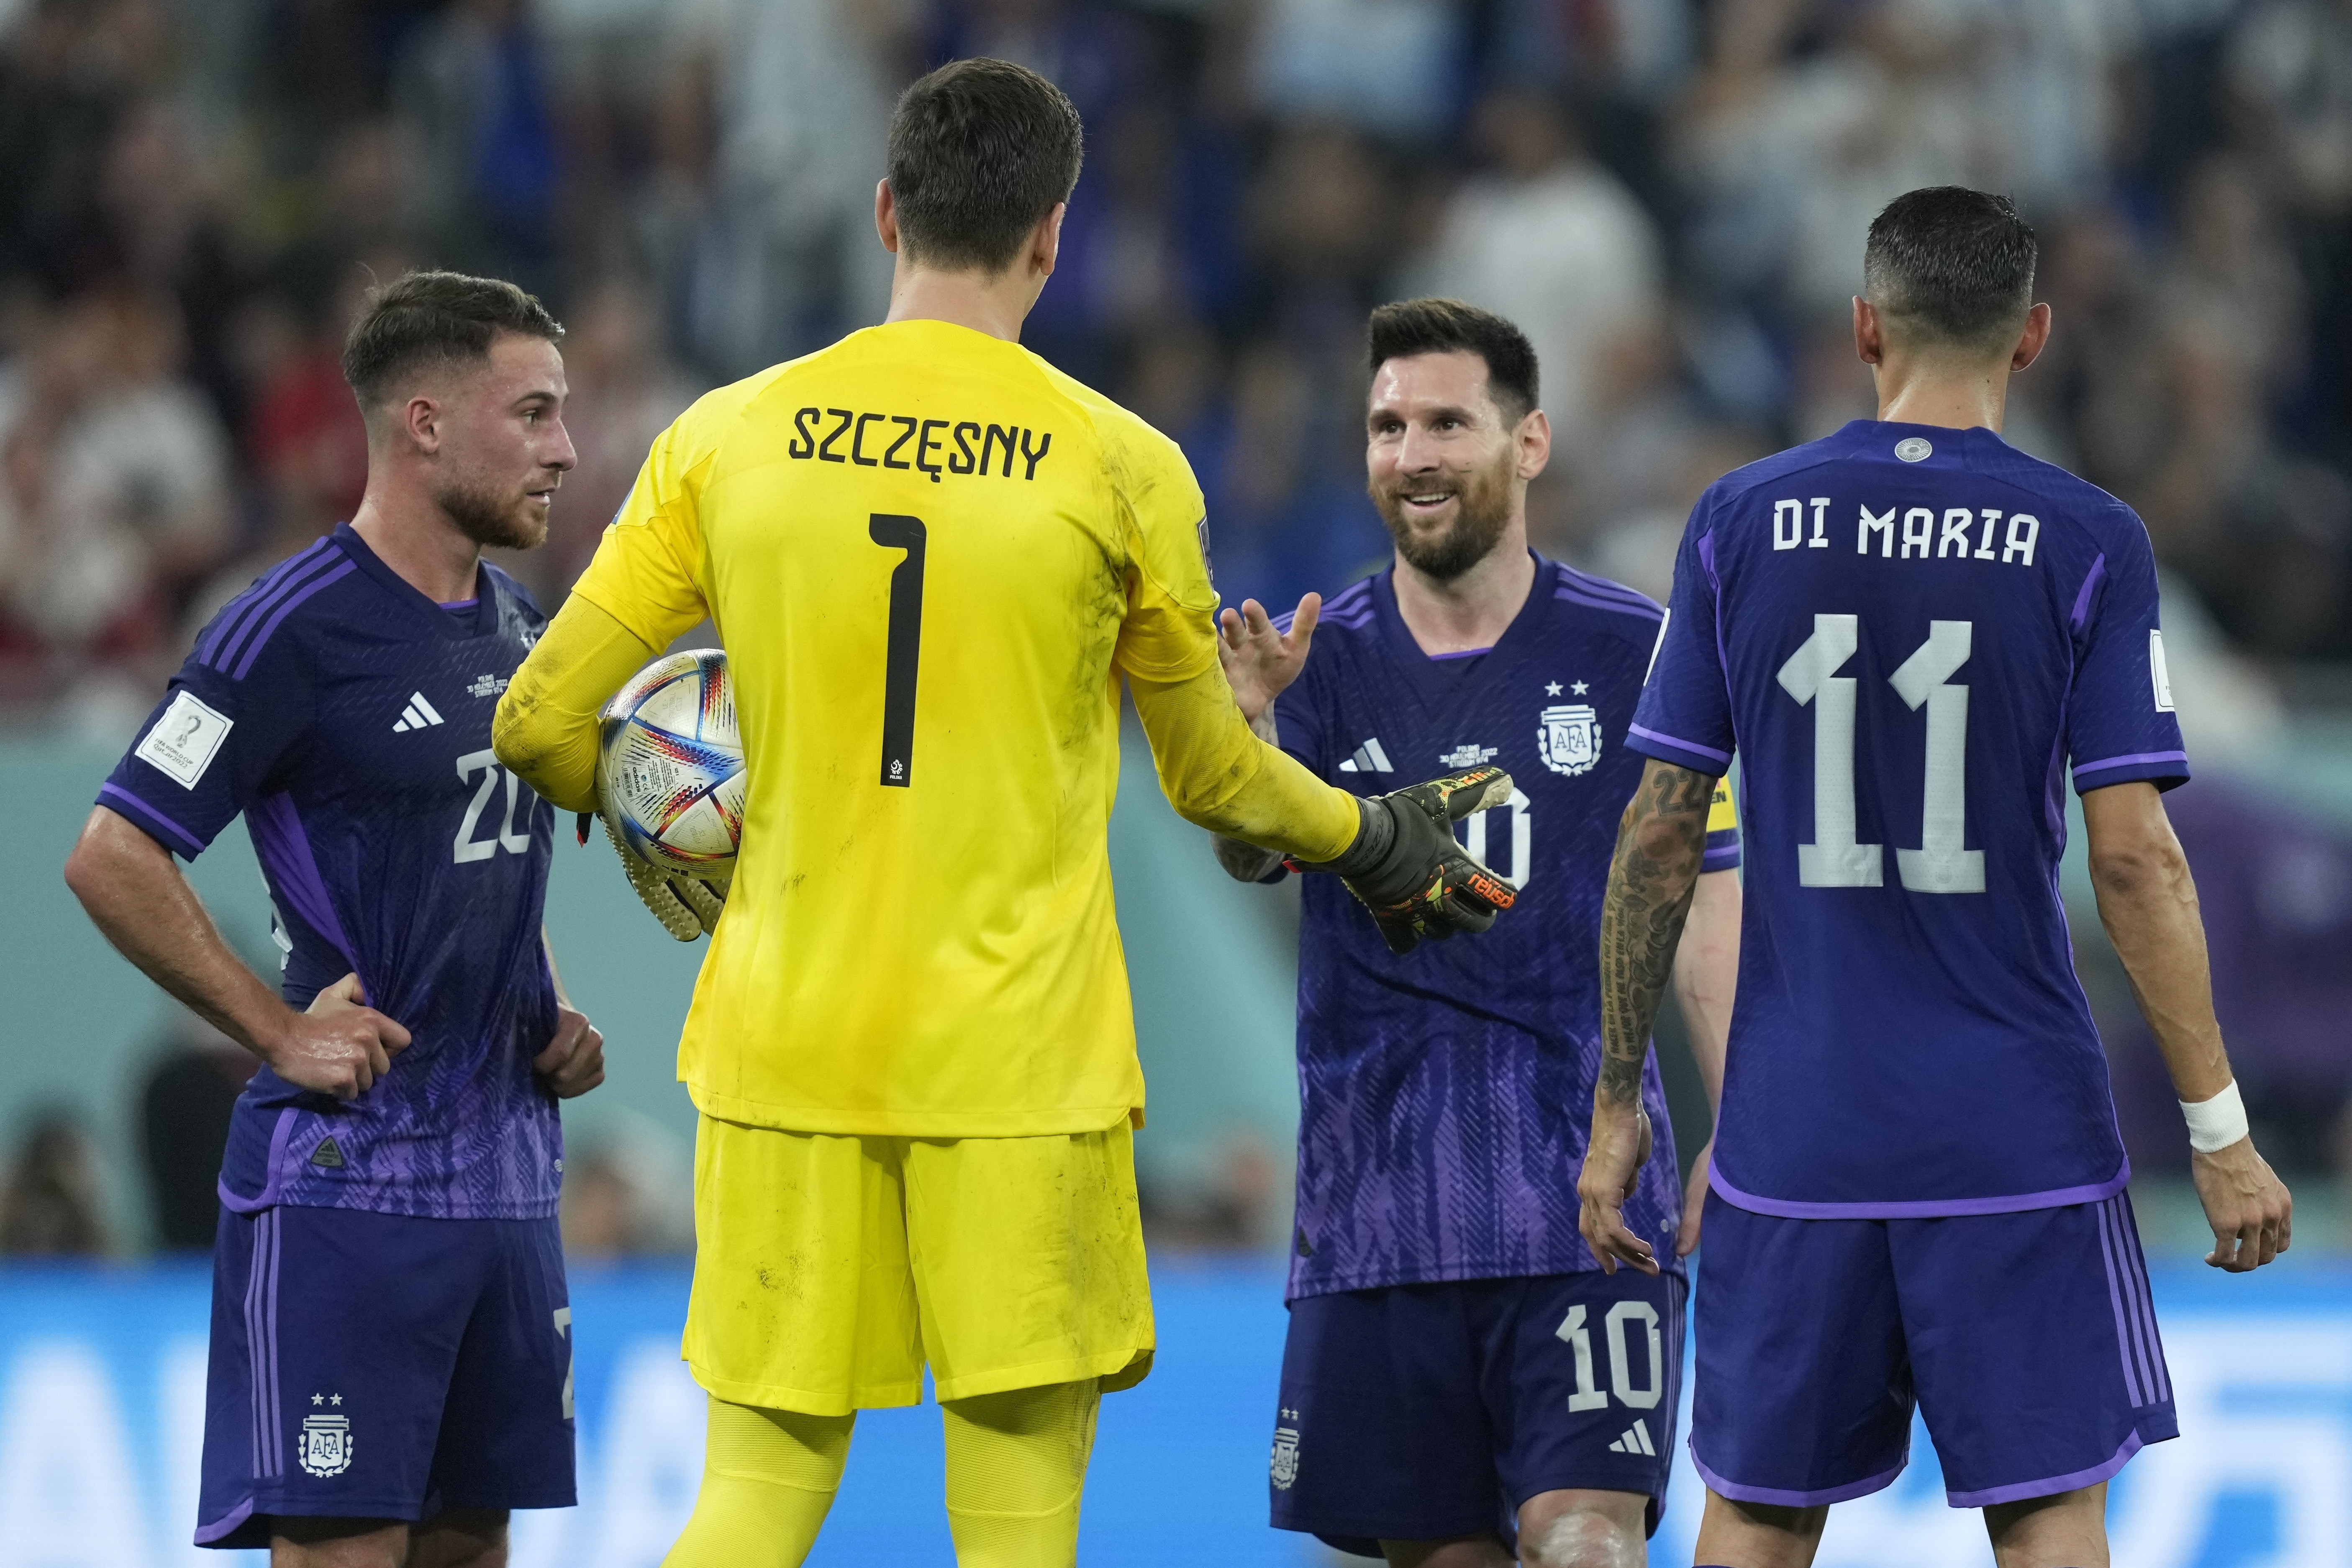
left=438, top=475, right=548, bottom=552
left=1370, top=450, right=1516, bottom=583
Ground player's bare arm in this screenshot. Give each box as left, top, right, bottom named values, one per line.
left=1670, top=866, right=1740, bottom=1258
left=1210, top=591, right=1321, bottom=882
left=2083, top=780, right=2292, bottom=1271
left=1578, top=757, right=1715, bottom=1275
left=532, top=934, right=606, bottom=1099
left=64, top=806, right=411, bottom=1099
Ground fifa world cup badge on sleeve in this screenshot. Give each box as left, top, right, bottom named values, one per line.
left=135, top=690, right=234, bottom=788
left=298, top=1398, right=354, bottom=1478
left=2149, top=629, right=2175, bottom=712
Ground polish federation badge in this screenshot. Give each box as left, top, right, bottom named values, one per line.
left=1270, top=1414, right=1301, bottom=1490
left=1538, top=703, right=1602, bottom=777
left=298, top=1412, right=354, bottom=1478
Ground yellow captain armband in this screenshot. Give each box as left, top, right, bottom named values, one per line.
left=1706, top=776, right=1739, bottom=835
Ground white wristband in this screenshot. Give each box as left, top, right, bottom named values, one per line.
left=2180, top=1080, right=2249, bottom=1154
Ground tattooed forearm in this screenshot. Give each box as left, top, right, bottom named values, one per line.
left=1595, top=759, right=1716, bottom=1105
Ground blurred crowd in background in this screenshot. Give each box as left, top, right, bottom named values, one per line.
left=5, top=0, right=2352, bottom=704
left=1, top=0, right=2348, bottom=1256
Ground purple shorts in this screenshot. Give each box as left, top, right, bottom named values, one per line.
left=1271, top=1270, right=1685, bottom=1556
left=197, top=1204, right=575, bottom=1549
left=1692, top=1188, right=2177, bottom=1508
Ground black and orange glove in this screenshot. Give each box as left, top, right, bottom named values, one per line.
left=1301, top=766, right=1518, bottom=954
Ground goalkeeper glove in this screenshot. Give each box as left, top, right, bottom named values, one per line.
left=1301, top=765, right=1518, bottom=954
left=600, top=814, right=728, bottom=942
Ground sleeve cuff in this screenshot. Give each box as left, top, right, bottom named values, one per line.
left=1625, top=723, right=1732, bottom=774
left=2071, top=751, right=2190, bottom=794
left=1702, top=830, right=1742, bottom=872
left=97, top=783, right=209, bottom=859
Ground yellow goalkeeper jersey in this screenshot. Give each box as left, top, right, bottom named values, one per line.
left=568, top=318, right=1232, bottom=1137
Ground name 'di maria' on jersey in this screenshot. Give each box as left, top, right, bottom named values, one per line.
left=786, top=406, right=1054, bottom=484
left=1769, top=496, right=2043, bottom=566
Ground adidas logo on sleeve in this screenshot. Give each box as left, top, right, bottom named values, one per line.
left=1336, top=737, right=1394, bottom=774
left=392, top=693, right=444, bottom=733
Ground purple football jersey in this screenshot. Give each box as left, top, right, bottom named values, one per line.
left=100, top=524, right=562, bottom=1220
left=1268, top=557, right=1737, bottom=1299
left=1630, top=421, right=2187, bottom=1217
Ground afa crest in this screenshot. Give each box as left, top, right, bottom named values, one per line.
left=298, top=1412, right=354, bottom=1478
left=1270, top=1414, right=1301, bottom=1490
left=1538, top=704, right=1603, bottom=777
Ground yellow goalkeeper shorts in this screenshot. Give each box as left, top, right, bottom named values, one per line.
left=680, top=1114, right=1154, bottom=1415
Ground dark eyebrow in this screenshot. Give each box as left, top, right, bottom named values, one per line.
left=1368, top=402, right=1478, bottom=426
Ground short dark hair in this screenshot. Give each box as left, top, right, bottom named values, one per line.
left=887, top=58, right=1084, bottom=274
left=1367, top=298, right=1539, bottom=421
left=1863, top=187, right=2037, bottom=350
left=341, top=270, right=564, bottom=414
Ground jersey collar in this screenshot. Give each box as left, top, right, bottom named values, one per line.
left=331, top=521, right=501, bottom=640
left=1832, top=418, right=2017, bottom=467
left=1370, top=552, right=1560, bottom=713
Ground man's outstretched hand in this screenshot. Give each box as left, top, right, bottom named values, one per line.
left=1218, top=593, right=1319, bottom=726
left=2191, top=1136, right=2293, bottom=1272
left=1307, top=766, right=1518, bottom=954
left=1578, top=1098, right=1658, bottom=1275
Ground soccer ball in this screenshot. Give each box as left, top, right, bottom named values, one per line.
left=596, top=649, right=746, bottom=876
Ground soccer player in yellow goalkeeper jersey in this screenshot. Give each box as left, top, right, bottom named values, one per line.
left=493, top=57, right=1516, bottom=1568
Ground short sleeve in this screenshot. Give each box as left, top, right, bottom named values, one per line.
left=99, top=642, right=315, bottom=860
left=569, top=416, right=711, bottom=652
left=1110, top=423, right=1218, bottom=684
left=1626, top=497, right=1735, bottom=775
left=1703, top=774, right=1742, bottom=872
left=2066, top=513, right=2190, bottom=794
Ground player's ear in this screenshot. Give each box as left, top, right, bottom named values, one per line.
left=402, top=391, right=443, bottom=456
left=875, top=178, right=902, bottom=255
left=2011, top=302, right=2052, bottom=373
left=1853, top=296, right=1884, bottom=366
left=1031, top=201, right=1067, bottom=280
left=1514, top=406, right=1551, bottom=482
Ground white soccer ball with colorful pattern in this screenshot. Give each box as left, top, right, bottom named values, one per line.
left=596, top=649, right=745, bottom=876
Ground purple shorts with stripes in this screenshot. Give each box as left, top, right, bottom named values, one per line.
left=1691, top=1188, right=2176, bottom=1509
left=197, top=1204, right=574, bottom=1548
